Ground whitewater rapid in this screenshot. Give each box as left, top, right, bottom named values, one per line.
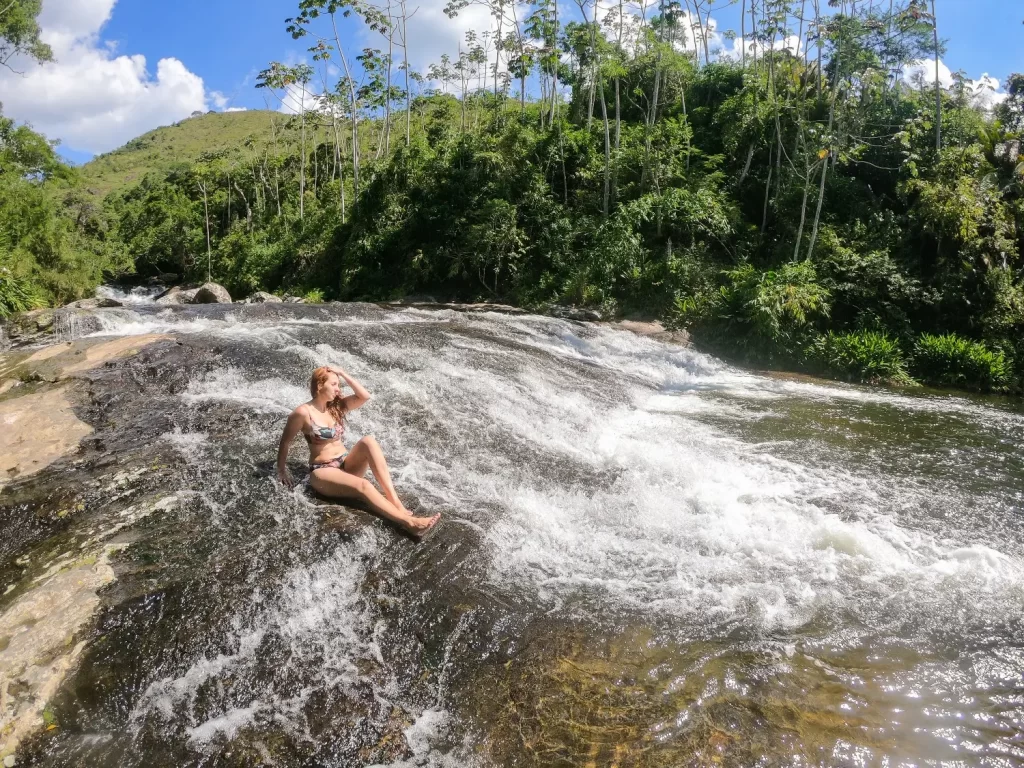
left=85, top=304, right=1024, bottom=636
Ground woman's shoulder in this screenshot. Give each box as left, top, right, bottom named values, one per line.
left=291, top=403, right=312, bottom=420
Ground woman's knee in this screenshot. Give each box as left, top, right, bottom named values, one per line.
left=355, top=435, right=379, bottom=451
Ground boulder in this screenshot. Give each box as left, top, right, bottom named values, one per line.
left=283, top=295, right=306, bottom=304
left=2, top=308, right=57, bottom=346
left=155, top=287, right=199, bottom=305
left=191, top=283, right=233, bottom=304
left=20, top=308, right=56, bottom=332
left=548, top=304, right=603, bottom=322
left=248, top=291, right=282, bottom=304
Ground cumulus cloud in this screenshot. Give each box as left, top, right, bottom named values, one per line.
left=276, top=81, right=322, bottom=115
left=719, top=33, right=803, bottom=62
left=401, top=0, right=498, bottom=73
left=904, top=58, right=1008, bottom=111
left=0, top=0, right=217, bottom=154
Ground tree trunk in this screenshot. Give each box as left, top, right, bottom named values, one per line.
left=807, top=14, right=841, bottom=260
left=814, top=0, right=822, bottom=102
left=641, top=0, right=665, bottom=192
left=200, top=181, right=212, bottom=282
left=402, top=0, right=410, bottom=146
left=299, top=82, right=307, bottom=221
left=587, top=64, right=595, bottom=129
left=931, top=0, right=941, bottom=152
left=313, top=126, right=319, bottom=201
left=331, top=11, right=360, bottom=209
left=551, top=0, right=559, bottom=125
left=234, top=181, right=252, bottom=233
left=741, top=0, right=746, bottom=70
left=599, top=74, right=611, bottom=217
left=792, top=136, right=811, bottom=260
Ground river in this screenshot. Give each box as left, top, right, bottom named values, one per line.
left=3, top=298, right=1023, bottom=766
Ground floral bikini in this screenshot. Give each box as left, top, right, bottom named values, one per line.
left=305, top=410, right=348, bottom=471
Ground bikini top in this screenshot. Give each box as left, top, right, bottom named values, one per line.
left=304, top=408, right=344, bottom=443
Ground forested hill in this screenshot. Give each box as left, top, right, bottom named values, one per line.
left=3, top=0, right=1024, bottom=396
left=80, top=111, right=290, bottom=198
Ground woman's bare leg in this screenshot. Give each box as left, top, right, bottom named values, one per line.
left=309, top=466, right=439, bottom=535
left=343, top=436, right=409, bottom=513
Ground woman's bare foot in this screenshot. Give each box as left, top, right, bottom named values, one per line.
left=405, top=513, right=441, bottom=538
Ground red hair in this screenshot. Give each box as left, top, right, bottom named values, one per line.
left=310, top=367, right=346, bottom=424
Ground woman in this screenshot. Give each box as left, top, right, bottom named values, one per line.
left=277, top=365, right=440, bottom=537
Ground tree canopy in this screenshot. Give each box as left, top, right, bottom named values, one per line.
left=2, top=0, right=1023, bottom=393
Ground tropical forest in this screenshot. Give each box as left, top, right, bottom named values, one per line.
left=3, top=0, right=1024, bottom=393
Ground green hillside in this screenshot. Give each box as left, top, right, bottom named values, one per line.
left=79, top=110, right=302, bottom=197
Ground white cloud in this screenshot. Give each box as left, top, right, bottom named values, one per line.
left=225, top=107, right=248, bottom=113
left=905, top=57, right=955, bottom=88
left=0, top=0, right=218, bottom=154
left=719, top=33, right=803, bottom=62
left=904, top=59, right=1008, bottom=111
left=403, top=1, right=498, bottom=74
left=210, top=91, right=230, bottom=110
left=276, top=81, right=321, bottom=115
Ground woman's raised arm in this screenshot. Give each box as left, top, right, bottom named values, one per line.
left=330, top=366, right=371, bottom=412
left=276, top=408, right=306, bottom=488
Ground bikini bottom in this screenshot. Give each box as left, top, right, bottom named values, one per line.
left=310, top=452, right=349, bottom=472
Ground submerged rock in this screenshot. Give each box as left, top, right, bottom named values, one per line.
left=0, top=550, right=115, bottom=759
left=192, top=283, right=232, bottom=304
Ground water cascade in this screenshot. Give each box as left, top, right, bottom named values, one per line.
left=2, top=300, right=1023, bottom=766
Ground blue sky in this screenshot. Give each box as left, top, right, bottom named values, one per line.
left=2, top=0, right=1021, bottom=164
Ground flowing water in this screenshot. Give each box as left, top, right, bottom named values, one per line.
left=4, top=300, right=1024, bottom=766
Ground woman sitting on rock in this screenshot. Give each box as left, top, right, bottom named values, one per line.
left=276, top=366, right=440, bottom=537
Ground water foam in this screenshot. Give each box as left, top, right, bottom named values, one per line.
left=96, top=284, right=163, bottom=305
left=331, top=314, right=1024, bottom=633
left=156, top=307, right=1024, bottom=636
left=133, top=535, right=380, bottom=744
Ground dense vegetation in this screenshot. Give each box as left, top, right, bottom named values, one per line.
left=2, top=0, right=1023, bottom=393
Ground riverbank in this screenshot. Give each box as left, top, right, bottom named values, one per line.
left=0, top=333, right=170, bottom=759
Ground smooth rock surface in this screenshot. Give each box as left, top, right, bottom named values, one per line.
left=248, top=291, right=282, bottom=304
left=154, top=286, right=199, bottom=305
left=62, top=297, right=122, bottom=310
left=192, top=283, right=232, bottom=304
left=0, top=551, right=115, bottom=758
left=0, top=335, right=167, bottom=486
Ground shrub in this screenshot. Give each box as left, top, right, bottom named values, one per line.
left=0, top=267, right=44, bottom=318
left=683, top=261, right=830, bottom=364
left=912, top=333, right=1012, bottom=392
left=809, top=330, right=913, bottom=385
